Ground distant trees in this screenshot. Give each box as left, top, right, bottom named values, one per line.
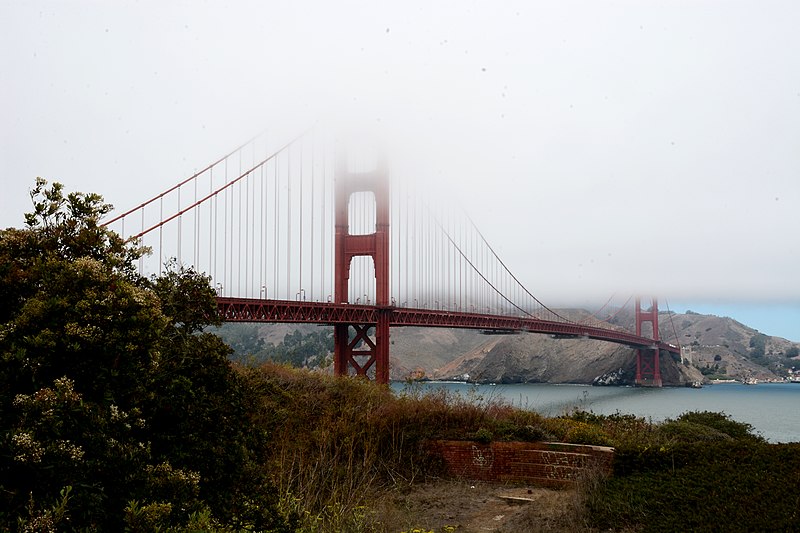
left=260, top=328, right=333, bottom=367
left=216, top=323, right=334, bottom=368
left=749, top=333, right=768, bottom=362
left=0, top=180, right=292, bottom=531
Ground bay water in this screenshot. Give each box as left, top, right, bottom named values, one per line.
left=391, top=381, right=800, bottom=443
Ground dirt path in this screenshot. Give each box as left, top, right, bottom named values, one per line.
left=378, top=480, right=583, bottom=533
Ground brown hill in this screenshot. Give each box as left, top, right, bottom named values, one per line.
left=387, top=309, right=799, bottom=385
left=390, top=328, right=702, bottom=386
left=671, top=311, right=798, bottom=380
left=230, top=310, right=799, bottom=385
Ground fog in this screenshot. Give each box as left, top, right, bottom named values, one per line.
left=2, top=1, right=799, bottom=338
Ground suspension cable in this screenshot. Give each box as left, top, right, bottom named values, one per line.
left=118, top=133, right=305, bottom=239
left=103, top=131, right=266, bottom=226
left=664, top=299, right=683, bottom=348
left=462, top=212, right=572, bottom=323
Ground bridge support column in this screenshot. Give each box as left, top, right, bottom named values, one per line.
left=635, top=297, right=662, bottom=387
left=333, top=157, right=391, bottom=384
left=332, top=313, right=390, bottom=381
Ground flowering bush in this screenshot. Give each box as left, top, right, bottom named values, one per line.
left=0, top=181, right=291, bottom=532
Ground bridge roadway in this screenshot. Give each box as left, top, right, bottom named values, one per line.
left=217, top=297, right=680, bottom=354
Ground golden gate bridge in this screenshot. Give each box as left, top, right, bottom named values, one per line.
left=102, top=130, right=679, bottom=386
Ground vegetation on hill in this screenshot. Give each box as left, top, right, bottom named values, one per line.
left=213, top=323, right=333, bottom=369
left=672, top=310, right=800, bottom=380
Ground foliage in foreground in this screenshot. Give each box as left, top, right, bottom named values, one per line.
left=556, top=410, right=800, bottom=533
left=585, top=440, right=800, bottom=532
left=0, top=180, right=292, bottom=532
left=243, top=364, right=554, bottom=531
left=244, top=366, right=794, bottom=533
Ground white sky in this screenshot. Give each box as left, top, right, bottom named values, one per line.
left=2, top=1, right=799, bottom=340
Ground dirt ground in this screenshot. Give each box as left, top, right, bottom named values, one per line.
left=375, top=480, right=588, bottom=533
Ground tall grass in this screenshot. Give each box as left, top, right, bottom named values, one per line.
left=240, top=364, right=553, bottom=530
left=239, top=365, right=778, bottom=532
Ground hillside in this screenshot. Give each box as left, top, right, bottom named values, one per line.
left=391, top=309, right=800, bottom=385
left=671, top=311, right=799, bottom=380
left=215, top=310, right=800, bottom=386
left=392, top=327, right=703, bottom=386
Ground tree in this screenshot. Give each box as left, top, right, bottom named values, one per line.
left=0, top=178, right=159, bottom=411
left=0, top=180, right=291, bottom=531
left=147, top=266, right=289, bottom=529
left=749, top=333, right=768, bottom=362
left=211, top=323, right=266, bottom=363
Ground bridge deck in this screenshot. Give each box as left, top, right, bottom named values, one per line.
left=217, top=297, right=680, bottom=354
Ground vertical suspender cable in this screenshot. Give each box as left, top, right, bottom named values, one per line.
left=209, top=168, right=214, bottom=283
left=299, top=143, right=303, bottom=299
left=223, top=160, right=228, bottom=295
left=310, top=138, right=315, bottom=300
left=405, top=180, right=409, bottom=304
left=252, top=144, right=257, bottom=297
left=244, top=169, right=249, bottom=297
left=210, top=165, right=216, bottom=282
left=274, top=153, right=279, bottom=299
left=158, top=196, right=163, bottom=276
left=177, top=187, right=181, bottom=266
left=139, top=208, right=145, bottom=273
left=259, top=160, right=264, bottom=298
left=287, top=147, right=291, bottom=298
left=194, top=175, right=198, bottom=268
left=238, top=151, right=243, bottom=296
left=321, top=145, right=326, bottom=300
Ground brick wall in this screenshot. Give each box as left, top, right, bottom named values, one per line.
left=427, top=440, right=614, bottom=488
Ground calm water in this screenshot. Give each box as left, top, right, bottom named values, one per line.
left=390, top=381, right=800, bottom=443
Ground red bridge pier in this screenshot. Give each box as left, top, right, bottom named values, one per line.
left=333, top=159, right=391, bottom=383
left=635, top=297, right=662, bottom=387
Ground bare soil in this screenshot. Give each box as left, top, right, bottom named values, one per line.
left=375, top=480, right=588, bottom=533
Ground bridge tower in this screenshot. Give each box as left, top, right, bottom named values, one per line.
left=635, top=297, right=662, bottom=387
left=333, top=159, right=391, bottom=383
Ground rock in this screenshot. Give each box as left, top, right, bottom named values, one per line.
left=593, top=368, right=628, bottom=386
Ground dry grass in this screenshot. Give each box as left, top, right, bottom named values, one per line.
left=238, top=365, right=767, bottom=532
left=239, top=364, right=562, bottom=531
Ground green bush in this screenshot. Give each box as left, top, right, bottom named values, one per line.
left=0, top=181, right=292, bottom=532
left=674, top=411, right=763, bottom=442
left=472, top=428, right=494, bottom=443
left=537, top=417, right=612, bottom=446
left=656, top=420, right=732, bottom=443
left=564, top=422, right=613, bottom=446
left=588, top=442, right=800, bottom=532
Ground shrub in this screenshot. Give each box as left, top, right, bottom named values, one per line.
left=674, top=411, right=763, bottom=442
left=537, top=417, right=612, bottom=446
left=588, top=442, right=800, bottom=532
left=472, top=428, right=494, bottom=443
left=656, top=420, right=732, bottom=443
left=0, top=181, right=292, bottom=532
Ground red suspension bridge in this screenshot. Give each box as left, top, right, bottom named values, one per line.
left=103, top=131, right=679, bottom=386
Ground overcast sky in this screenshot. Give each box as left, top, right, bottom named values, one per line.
left=2, top=1, right=799, bottom=340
